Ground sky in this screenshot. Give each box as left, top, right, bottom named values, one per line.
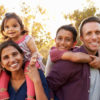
left=0, top=0, right=100, bottom=38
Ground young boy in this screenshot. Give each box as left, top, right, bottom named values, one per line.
left=45, top=24, right=92, bottom=77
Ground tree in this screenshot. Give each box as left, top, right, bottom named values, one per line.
left=20, top=2, right=54, bottom=64
left=64, top=6, right=97, bottom=45
left=0, top=5, right=6, bottom=42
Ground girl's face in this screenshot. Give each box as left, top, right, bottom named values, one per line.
left=1, top=46, right=23, bottom=72
left=3, top=18, right=22, bottom=40
left=55, top=29, right=74, bottom=50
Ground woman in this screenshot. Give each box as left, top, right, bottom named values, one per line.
left=0, top=40, right=50, bottom=100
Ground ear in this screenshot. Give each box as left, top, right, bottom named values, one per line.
left=80, top=36, right=83, bottom=41
left=55, top=38, right=56, bottom=42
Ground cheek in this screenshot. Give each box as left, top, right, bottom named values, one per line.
left=1, top=61, right=7, bottom=68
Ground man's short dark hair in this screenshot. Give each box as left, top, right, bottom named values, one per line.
left=79, top=16, right=100, bottom=36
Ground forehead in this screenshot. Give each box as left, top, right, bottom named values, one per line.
left=82, top=22, right=100, bottom=34
left=1, top=46, right=19, bottom=56
left=4, top=18, right=19, bottom=25
left=57, top=29, right=73, bottom=37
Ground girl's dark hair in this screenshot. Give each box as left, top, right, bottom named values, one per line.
left=1, top=12, right=28, bottom=38
left=56, top=24, right=77, bottom=42
left=0, top=40, right=24, bottom=75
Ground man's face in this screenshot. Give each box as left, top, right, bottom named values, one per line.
left=81, top=22, right=100, bottom=55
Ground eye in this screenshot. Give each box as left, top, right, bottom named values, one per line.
left=57, top=37, right=62, bottom=41
left=2, top=55, right=9, bottom=60
left=13, top=24, right=17, bottom=27
left=65, top=38, right=71, bottom=42
left=96, top=31, right=100, bottom=35
left=86, top=32, right=91, bottom=36
left=5, top=25, right=9, bottom=29
left=12, top=52, right=18, bottom=56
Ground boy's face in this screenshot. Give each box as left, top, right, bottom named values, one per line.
left=55, top=29, right=74, bottom=50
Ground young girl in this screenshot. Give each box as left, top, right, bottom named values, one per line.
left=45, top=25, right=93, bottom=76
left=0, top=12, right=45, bottom=100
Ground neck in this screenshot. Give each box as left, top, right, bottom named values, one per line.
left=11, top=68, right=25, bottom=80
left=83, top=45, right=97, bottom=55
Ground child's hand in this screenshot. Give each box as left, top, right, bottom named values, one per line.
left=30, top=53, right=38, bottom=67
left=32, top=52, right=39, bottom=59
left=89, top=55, right=100, bottom=69
left=25, top=65, right=40, bottom=83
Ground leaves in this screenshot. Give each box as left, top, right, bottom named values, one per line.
left=64, top=6, right=97, bottom=46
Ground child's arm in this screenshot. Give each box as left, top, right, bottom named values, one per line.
left=26, top=36, right=38, bottom=53
left=50, top=47, right=92, bottom=63
left=61, top=52, right=92, bottom=63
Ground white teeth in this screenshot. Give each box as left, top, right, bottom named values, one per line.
left=11, top=63, right=17, bottom=68
left=91, top=43, right=98, bottom=45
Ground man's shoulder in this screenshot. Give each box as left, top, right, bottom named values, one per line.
left=73, top=46, right=84, bottom=52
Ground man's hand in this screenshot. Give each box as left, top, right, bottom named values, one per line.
left=89, top=55, right=100, bottom=68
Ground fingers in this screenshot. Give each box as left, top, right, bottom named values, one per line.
left=89, top=55, right=96, bottom=60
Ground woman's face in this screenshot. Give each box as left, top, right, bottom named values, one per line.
left=1, top=45, right=23, bottom=72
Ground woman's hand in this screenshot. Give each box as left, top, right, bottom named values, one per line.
left=26, top=65, right=41, bottom=83
left=25, top=62, right=48, bottom=100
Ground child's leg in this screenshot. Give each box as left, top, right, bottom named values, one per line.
left=25, top=75, right=35, bottom=100
left=24, top=62, right=35, bottom=100
left=0, top=70, right=10, bottom=100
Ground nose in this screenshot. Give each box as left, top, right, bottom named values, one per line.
left=9, top=56, right=15, bottom=63
left=8, top=27, right=13, bottom=31
left=92, top=33, right=97, bottom=40
left=61, top=39, right=65, bottom=45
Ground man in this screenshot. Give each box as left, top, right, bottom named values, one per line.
left=46, top=16, right=100, bottom=100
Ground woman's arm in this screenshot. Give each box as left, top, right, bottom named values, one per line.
left=25, top=58, right=49, bottom=100
left=26, top=66, right=48, bottom=100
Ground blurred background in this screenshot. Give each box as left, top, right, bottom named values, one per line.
left=0, top=0, right=100, bottom=64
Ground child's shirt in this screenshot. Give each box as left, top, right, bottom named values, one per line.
left=15, top=35, right=45, bottom=72
left=50, top=47, right=66, bottom=62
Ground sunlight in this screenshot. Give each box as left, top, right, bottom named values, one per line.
left=0, top=0, right=100, bottom=39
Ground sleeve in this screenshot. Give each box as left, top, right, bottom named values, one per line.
left=38, top=70, right=50, bottom=100
left=46, top=60, right=81, bottom=91
left=25, top=35, right=35, bottom=43
left=45, top=55, right=54, bottom=77
left=50, top=47, right=66, bottom=62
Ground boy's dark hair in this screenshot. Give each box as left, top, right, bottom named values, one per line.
left=0, top=40, right=24, bottom=75
left=1, top=12, right=28, bottom=38
left=56, top=24, right=77, bottom=42
left=79, top=16, right=100, bottom=36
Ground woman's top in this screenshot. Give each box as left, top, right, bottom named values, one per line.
left=8, top=69, right=50, bottom=100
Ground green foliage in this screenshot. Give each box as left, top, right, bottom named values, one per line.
left=0, top=5, right=6, bottom=42
left=64, top=6, right=97, bottom=46
left=20, top=2, right=54, bottom=64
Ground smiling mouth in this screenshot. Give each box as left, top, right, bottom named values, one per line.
left=10, top=63, right=18, bottom=68
left=9, top=32, right=15, bottom=34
